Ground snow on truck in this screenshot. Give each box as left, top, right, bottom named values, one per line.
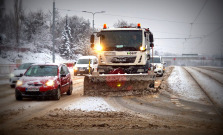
left=84, top=23, right=156, bottom=96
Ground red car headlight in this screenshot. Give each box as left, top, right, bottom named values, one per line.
left=16, top=80, right=23, bottom=86
left=45, top=80, right=54, bottom=86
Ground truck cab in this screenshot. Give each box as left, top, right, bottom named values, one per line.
left=91, top=23, right=154, bottom=74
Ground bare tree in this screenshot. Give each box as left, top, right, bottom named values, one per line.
left=113, top=20, right=136, bottom=28
left=0, top=0, right=6, bottom=44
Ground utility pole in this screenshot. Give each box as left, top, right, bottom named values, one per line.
left=52, top=1, right=55, bottom=63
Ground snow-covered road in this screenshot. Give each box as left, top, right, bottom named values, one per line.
left=0, top=66, right=223, bottom=135
left=168, top=66, right=223, bottom=113
left=185, top=67, right=223, bottom=109
left=168, top=66, right=210, bottom=103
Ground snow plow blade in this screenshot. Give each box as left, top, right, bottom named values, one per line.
left=84, top=74, right=156, bottom=96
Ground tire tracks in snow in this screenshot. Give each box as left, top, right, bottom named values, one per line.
left=192, top=67, right=223, bottom=86
left=183, top=67, right=223, bottom=118
left=198, top=67, right=223, bottom=74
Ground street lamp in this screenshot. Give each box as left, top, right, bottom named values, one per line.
left=82, top=11, right=105, bottom=32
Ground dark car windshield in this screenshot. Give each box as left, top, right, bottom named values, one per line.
left=18, top=63, right=33, bottom=70
left=150, top=57, right=161, bottom=63
left=25, top=65, right=58, bottom=76
left=77, top=59, right=92, bottom=64
left=100, top=30, right=142, bottom=51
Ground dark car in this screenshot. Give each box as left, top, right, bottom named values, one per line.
left=15, top=63, right=73, bottom=100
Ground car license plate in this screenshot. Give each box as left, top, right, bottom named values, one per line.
left=26, top=88, right=39, bottom=92
left=80, top=68, right=85, bottom=71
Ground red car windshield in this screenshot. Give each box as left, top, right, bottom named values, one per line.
left=25, top=65, right=58, bottom=77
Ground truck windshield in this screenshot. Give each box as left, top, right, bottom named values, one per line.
left=77, top=59, right=92, bottom=64
left=150, top=57, right=161, bottom=63
left=100, top=30, right=142, bottom=51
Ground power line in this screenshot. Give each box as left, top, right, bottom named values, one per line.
left=56, top=8, right=190, bottom=24
left=205, top=24, right=223, bottom=37
left=56, top=8, right=80, bottom=12
left=102, top=13, right=190, bottom=24
left=155, top=37, right=202, bottom=40
left=185, top=0, right=208, bottom=46
left=56, top=6, right=223, bottom=26
left=193, top=0, right=208, bottom=24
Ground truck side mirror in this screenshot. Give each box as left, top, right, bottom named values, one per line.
left=150, top=43, right=154, bottom=47
left=90, top=34, right=94, bottom=44
left=149, top=33, right=154, bottom=42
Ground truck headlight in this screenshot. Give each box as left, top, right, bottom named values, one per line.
left=95, top=44, right=103, bottom=51
left=140, top=46, right=146, bottom=51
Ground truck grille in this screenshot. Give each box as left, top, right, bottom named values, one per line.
left=110, top=56, right=136, bottom=63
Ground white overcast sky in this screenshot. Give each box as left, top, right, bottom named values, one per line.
left=5, top=0, right=223, bottom=56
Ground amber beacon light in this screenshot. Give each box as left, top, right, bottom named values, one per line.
left=103, top=24, right=107, bottom=29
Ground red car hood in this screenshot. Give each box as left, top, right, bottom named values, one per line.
left=20, top=76, right=57, bottom=85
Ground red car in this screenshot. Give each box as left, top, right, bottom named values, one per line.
left=15, top=63, right=73, bottom=100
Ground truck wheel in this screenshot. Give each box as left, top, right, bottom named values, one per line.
left=54, top=87, right=61, bottom=100
left=15, top=90, right=22, bottom=100
left=67, top=83, right=73, bottom=95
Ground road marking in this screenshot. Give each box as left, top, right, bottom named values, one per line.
left=170, top=96, right=187, bottom=108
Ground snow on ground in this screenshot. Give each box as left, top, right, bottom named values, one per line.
left=2, top=49, right=66, bottom=64
left=193, top=67, right=223, bottom=83
left=1, top=48, right=81, bottom=65
left=0, top=57, right=13, bottom=64
left=65, top=97, right=116, bottom=112
left=0, top=79, right=9, bottom=85
left=168, top=66, right=209, bottom=103
left=201, top=66, right=223, bottom=70
left=185, top=67, right=223, bottom=108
